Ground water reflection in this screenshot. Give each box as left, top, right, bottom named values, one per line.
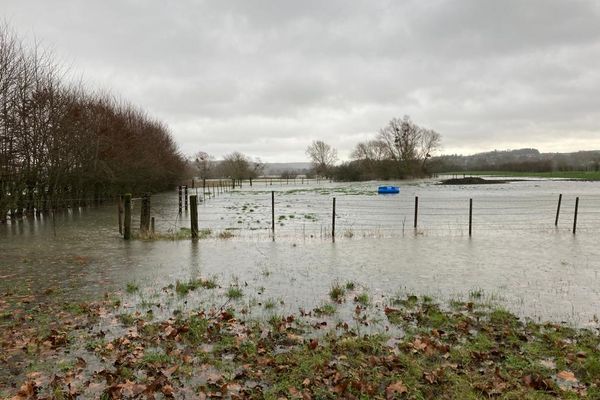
left=1, top=179, right=600, bottom=326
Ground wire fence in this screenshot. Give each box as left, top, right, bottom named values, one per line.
left=126, top=190, right=600, bottom=241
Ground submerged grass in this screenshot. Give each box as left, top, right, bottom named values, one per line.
left=329, top=282, right=346, bottom=302
left=125, top=282, right=139, bottom=294
left=174, top=277, right=219, bottom=296
left=133, top=227, right=213, bottom=241
left=226, top=286, right=244, bottom=300
left=4, top=281, right=600, bottom=399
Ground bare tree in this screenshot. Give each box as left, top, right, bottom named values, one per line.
left=306, top=140, right=337, bottom=177
left=193, top=151, right=214, bottom=180
left=219, top=151, right=264, bottom=181
left=417, top=128, right=441, bottom=172
left=351, top=139, right=388, bottom=161
left=0, top=23, right=186, bottom=220
left=378, top=116, right=440, bottom=176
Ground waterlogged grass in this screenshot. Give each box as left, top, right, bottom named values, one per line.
left=328, top=282, right=346, bottom=302
left=263, top=298, right=278, bottom=310
left=354, top=292, right=370, bottom=306
left=456, top=170, right=600, bottom=181
left=134, top=227, right=214, bottom=241
left=313, top=302, right=337, bottom=316
left=125, top=282, right=139, bottom=294
left=174, top=277, right=219, bottom=296
left=117, top=312, right=136, bottom=326
left=4, top=281, right=600, bottom=399
left=218, top=230, right=235, bottom=239
left=226, top=286, right=244, bottom=300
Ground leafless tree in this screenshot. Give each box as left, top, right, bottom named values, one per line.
left=0, top=24, right=186, bottom=220
left=351, top=139, right=388, bottom=161
left=219, top=152, right=263, bottom=182
left=193, top=151, right=215, bottom=180
left=378, top=116, right=440, bottom=176
left=305, top=140, right=337, bottom=177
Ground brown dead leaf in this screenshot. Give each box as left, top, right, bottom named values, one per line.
left=161, top=384, right=174, bottom=397
left=75, top=357, right=87, bottom=369
left=288, top=386, right=303, bottom=399
left=423, top=371, right=437, bottom=384
left=384, top=306, right=400, bottom=315
left=523, top=374, right=554, bottom=392
left=116, top=380, right=146, bottom=397
left=164, top=325, right=177, bottom=338
left=386, top=380, right=408, bottom=399
left=12, top=380, right=36, bottom=400
left=556, top=370, right=577, bottom=382
left=411, top=338, right=427, bottom=352
left=287, top=333, right=304, bottom=344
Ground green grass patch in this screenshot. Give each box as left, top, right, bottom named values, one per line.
left=453, top=170, right=600, bottom=180
left=125, top=282, right=139, bottom=294
left=354, top=292, right=370, bottom=306
left=226, top=286, right=243, bottom=300
left=328, top=282, right=346, bottom=302
left=314, top=302, right=337, bottom=316
left=117, top=313, right=136, bottom=326
left=6, top=284, right=600, bottom=400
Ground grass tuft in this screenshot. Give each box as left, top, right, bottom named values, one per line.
left=329, top=282, right=346, bottom=302
left=226, top=286, right=244, bottom=300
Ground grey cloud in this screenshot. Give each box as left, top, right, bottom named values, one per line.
left=3, top=0, right=600, bottom=161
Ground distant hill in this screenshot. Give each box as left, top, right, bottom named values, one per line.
left=431, top=148, right=600, bottom=172
left=262, top=162, right=312, bottom=176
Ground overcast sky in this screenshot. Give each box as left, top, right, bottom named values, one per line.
left=3, top=0, right=600, bottom=162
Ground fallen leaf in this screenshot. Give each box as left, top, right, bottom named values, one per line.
left=557, top=370, right=577, bottom=382
left=161, top=384, right=174, bottom=396
left=116, top=380, right=146, bottom=397
left=386, top=380, right=407, bottom=399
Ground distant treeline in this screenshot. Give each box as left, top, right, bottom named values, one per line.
left=0, top=26, right=185, bottom=220
left=429, top=148, right=600, bottom=173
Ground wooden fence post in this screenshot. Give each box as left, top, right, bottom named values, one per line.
left=573, top=197, right=579, bottom=234
left=555, top=194, right=562, bottom=226
left=414, top=196, right=419, bottom=229
left=140, top=193, right=150, bottom=233
left=118, top=195, right=123, bottom=234
left=190, top=195, right=198, bottom=239
left=151, top=217, right=155, bottom=234
left=178, top=186, right=182, bottom=214
left=271, top=191, right=275, bottom=241
left=124, top=193, right=132, bottom=240
left=184, top=186, right=188, bottom=210
left=332, top=197, right=336, bottom=243
left=469, top=198, right=473, bottom=237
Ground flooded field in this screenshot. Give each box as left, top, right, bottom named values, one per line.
left=1, top=177, right=600, bottom=327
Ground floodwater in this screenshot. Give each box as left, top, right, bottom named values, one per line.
left=1, top=177, right=600, bottom=326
